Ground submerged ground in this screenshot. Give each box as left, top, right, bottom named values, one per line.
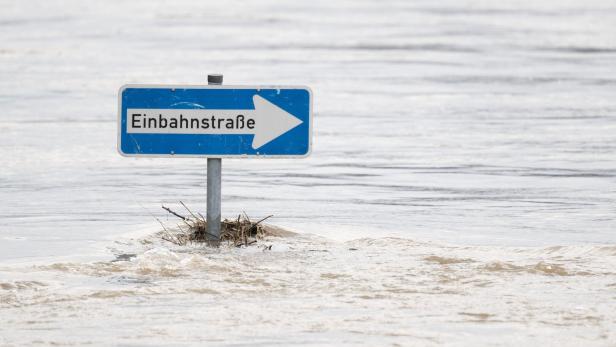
left=1, top=0, right=616, bottom=345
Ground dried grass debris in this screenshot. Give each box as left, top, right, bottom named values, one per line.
left=159, top=202, right=272, bottom=247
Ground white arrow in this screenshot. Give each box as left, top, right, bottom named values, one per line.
left=126, top=95, right=303, bottom=149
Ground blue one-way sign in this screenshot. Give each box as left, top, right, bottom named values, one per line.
left=118, top=85, right=312, bottom=157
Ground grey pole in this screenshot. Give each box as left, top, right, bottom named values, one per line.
left=207, top=74, right=223, bottom=245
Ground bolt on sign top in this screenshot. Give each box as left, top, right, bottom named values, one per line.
left=117, top=85, right=313, bottom=157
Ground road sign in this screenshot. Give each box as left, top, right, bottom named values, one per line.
left=117, top=85, right=312, bottom=157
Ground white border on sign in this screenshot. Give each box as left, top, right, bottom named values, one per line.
left=117, top=84, right=313, bottom=158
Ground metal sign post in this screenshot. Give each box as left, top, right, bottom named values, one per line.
left=117, top=76, right=312, bottom=247
left=206, top=74, right=223, bottom=243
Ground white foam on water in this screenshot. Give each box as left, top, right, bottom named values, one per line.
left=1, top=233, right=615, bottom=345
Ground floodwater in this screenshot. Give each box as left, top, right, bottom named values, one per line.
left=1, top=0, right=616, bottom=345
